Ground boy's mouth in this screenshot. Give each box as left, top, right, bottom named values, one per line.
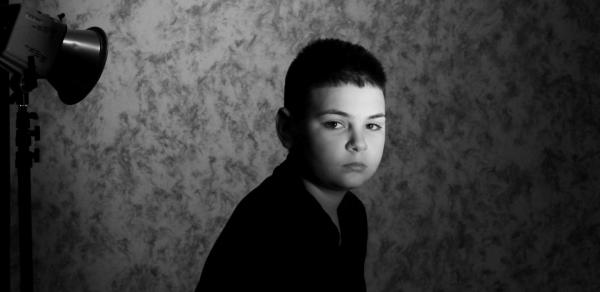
left=342, top=162, right=367, bottom=172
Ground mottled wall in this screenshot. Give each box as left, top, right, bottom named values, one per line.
left=9, top=0, right=599, bottom=291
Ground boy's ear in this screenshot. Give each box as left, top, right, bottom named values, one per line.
left=276, top=107, right=294, bottom=149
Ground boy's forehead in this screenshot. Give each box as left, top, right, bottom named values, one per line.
left=307, top=84, right=385, bottom=115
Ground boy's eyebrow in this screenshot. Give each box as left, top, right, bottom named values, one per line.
left=368, top=113, right=386, bottom=119
left=317, top=109, right=386, bottom=119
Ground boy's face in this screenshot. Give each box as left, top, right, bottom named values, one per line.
left=296, top=84, right=385, bottom=191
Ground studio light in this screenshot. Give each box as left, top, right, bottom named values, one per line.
left=1, top=3, right=108, bottom=104
left=2, top=4, right=109, bottom=292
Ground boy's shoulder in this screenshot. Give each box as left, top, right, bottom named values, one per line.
left=236, top=164, right=299, bottom=210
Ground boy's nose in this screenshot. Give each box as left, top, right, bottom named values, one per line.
left=346, top=129, right=367, bottom=152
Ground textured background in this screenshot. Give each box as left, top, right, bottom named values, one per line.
left=9, top=0, right=600, bottom=291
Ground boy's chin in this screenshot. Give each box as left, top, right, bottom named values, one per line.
left=330, top=175, right=372, bottom=190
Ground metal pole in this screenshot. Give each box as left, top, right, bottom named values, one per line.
left=11, top=56, right=39, bottom=292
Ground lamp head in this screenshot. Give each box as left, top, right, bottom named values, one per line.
left=1, top=4, right=108, bottom=105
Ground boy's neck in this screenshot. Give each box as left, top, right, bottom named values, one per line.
left=301, top=178, right=346, bottom=215
left=286, top=154, right=346, bottom=213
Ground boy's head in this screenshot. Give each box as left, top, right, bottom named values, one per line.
left=277, top=39, right=387, bottom=191
left=283, top=38, right=387, bottom=118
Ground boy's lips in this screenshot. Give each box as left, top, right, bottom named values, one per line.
left=342, top=162, right=367, bottom=171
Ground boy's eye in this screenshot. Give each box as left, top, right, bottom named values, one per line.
left=366, top=123, right=382, bottom=131
left=323, top=121, right=343, bottom=129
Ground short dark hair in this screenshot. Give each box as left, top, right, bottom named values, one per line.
left=283, top=38, right=386, bottom=117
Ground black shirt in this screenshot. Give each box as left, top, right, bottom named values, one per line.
left=195, top=159, right=368, bottom=292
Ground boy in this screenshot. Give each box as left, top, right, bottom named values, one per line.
left=196, top=38, right=386, bottom=292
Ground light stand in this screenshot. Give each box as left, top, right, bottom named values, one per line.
left=2, top=5, right=108, bottom=291
left=10, top=56, right=40, bottom=292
